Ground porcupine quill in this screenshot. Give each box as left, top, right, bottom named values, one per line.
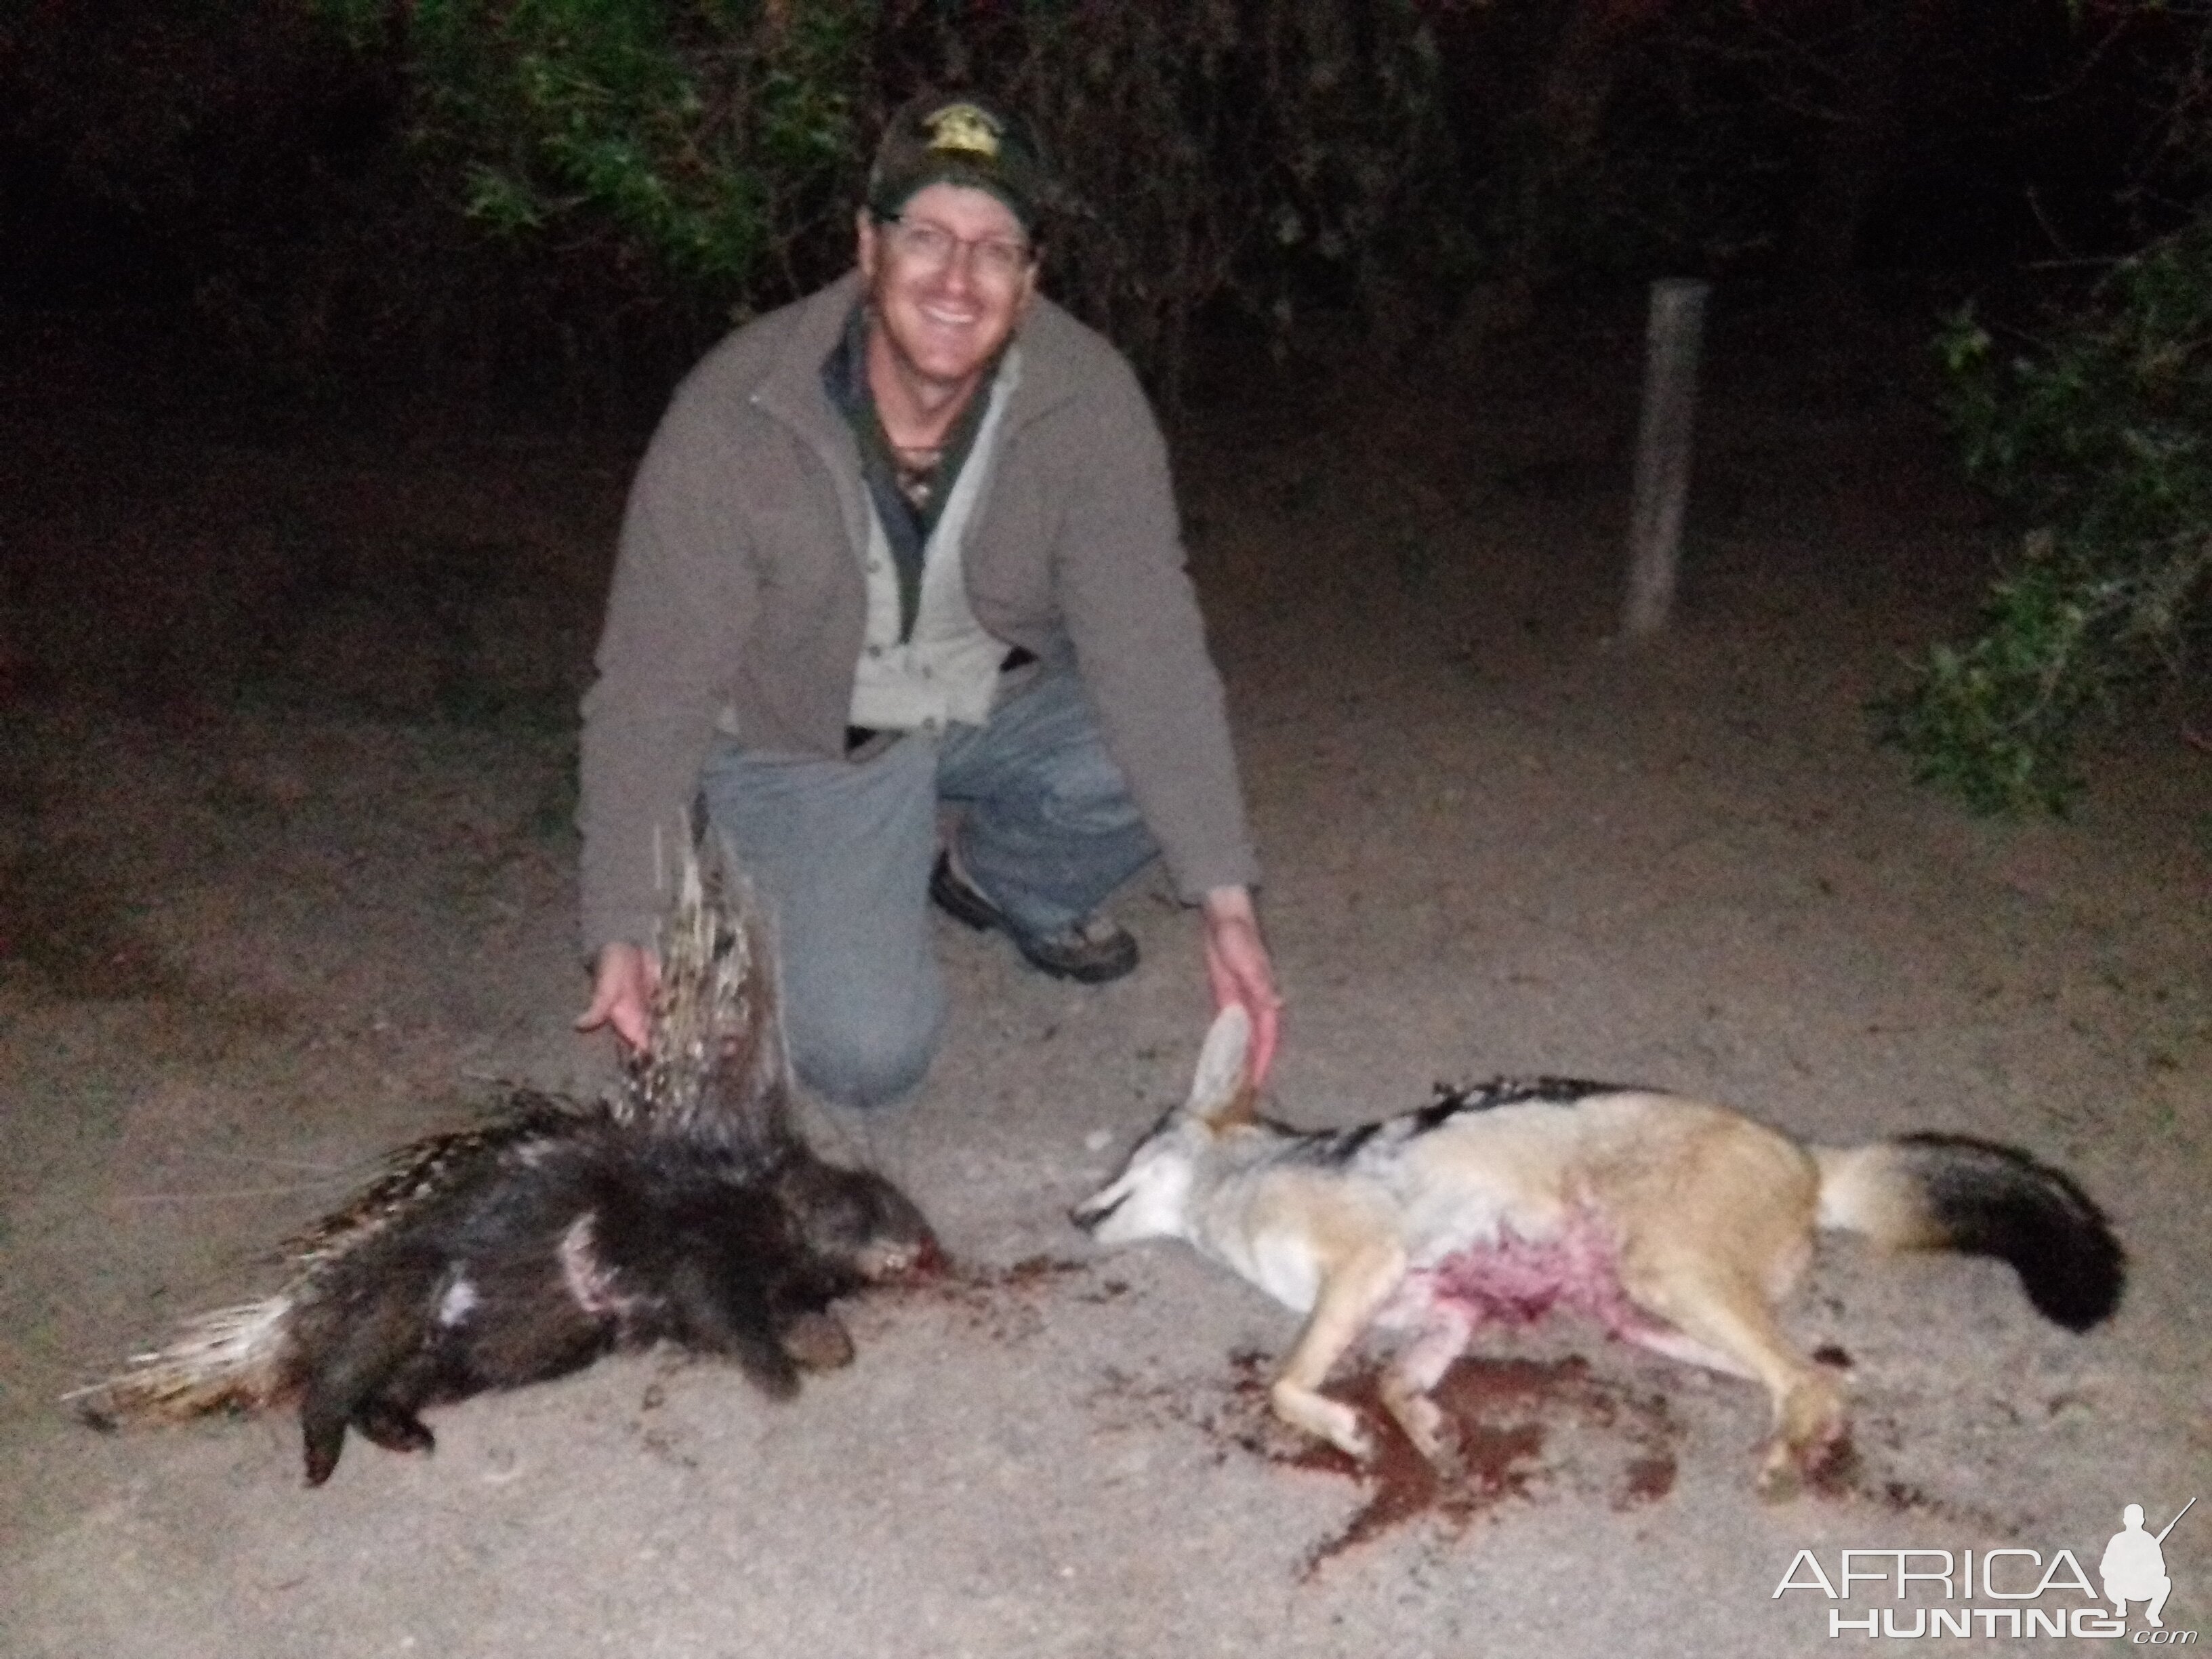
left=68, top=848, right=940, bottom=1486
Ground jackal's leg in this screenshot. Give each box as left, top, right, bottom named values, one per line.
left=1379, top=1304, right=1477, bottom=1473
left=1617, top=1247, right=1843, bottom=1500
left=1618, top=1322, right=1759, bottom=1380
left=1271, top=1240, right=1408, bottom=1462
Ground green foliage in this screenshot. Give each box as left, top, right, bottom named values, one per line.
left=314, top=0, right=873, bottom=307
left=923, top=0, right=1462, bottom=382
left=302, top=0, right=1460, bottom=387
left=1878, top=222, right=2212, bottom=811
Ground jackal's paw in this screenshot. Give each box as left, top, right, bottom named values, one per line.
left=1383, top=1393, right=1463, bottom=1477
left=1755, top=1441, right=1805, bottom=1503
left=1306, top=1399, right=1375, bottom=1463
left=1754, top=1374, right=1851, bottom=1501
left=1328, top=1416, right=1376, bottom=1463
left=1755, top=1421, right=1855, bottom=1503
left=1273, top=1385, right=1375, bottom=1463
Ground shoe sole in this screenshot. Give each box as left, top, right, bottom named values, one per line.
left=929, top=855, right=1137, bottom=985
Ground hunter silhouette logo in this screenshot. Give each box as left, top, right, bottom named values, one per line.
left=924, top=103, right=1002, bottom=160
left=2104, top=1498, right=2192, bottom=1630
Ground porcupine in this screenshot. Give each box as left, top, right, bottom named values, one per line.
left=68, top=850, right=941, bottom=1486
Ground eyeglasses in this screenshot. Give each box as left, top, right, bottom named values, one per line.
left=878, top=214, right=1033, bottom=283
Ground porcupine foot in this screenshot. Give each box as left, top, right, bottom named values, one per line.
left=301, top=1380, right=441, bottom=1486
left=777, top=1310, right=855, bottom=1372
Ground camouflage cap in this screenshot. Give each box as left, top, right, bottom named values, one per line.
left=866, top=92, right=1051, bottom=233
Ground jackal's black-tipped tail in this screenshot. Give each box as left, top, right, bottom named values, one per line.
left=1814, top=1133, right=2125, bottom=1330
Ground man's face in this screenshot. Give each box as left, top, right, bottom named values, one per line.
left=857, top=182, right=1036, bottom=400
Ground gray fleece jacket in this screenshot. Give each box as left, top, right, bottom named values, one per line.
left=577, top=268, right=1258, bottom=955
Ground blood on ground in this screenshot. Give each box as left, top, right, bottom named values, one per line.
left=1210, top=1349, right=1681, bottom=1574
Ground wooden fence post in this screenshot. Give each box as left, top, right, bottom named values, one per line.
left=1622, top=277, right=1710, bottom=638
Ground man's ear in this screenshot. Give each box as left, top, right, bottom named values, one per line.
left=855, top=209, right=879, bottom=282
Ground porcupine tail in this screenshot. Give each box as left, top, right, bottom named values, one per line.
left=68, top=1293, right=301, bottom=1427
left=65, top=1099, right=590, bottom=1431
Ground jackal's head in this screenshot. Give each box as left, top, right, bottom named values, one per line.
left=1071, top=1005, right=1257, bottom=1246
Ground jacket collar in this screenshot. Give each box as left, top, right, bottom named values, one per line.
left=750, top=269, right=868, bottom=446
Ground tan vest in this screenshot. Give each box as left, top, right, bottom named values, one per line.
left=848, top=348, right=1023, bottom=735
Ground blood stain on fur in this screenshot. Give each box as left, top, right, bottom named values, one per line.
left=1206, top=1351, right=1679, bottom=1574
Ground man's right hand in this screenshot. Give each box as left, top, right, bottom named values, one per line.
left=1200, top=884, right=1282, bottom=1089
left=577, top=941, right=660, bottom=1052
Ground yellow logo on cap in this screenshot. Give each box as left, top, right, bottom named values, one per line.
left=923, top=103, right=1001, bottom=160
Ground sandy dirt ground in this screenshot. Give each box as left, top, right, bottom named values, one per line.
left=2, top=292, right=2207, bottom=1657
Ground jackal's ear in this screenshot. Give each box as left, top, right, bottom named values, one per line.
left=1187, top=1005, right=1256, bottom=1126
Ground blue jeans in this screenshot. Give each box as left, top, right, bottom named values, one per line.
left=698, top=661, right=1158, bottom=1108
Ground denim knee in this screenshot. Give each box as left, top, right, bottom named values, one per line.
left=786, top=1000, right=943, bottom=1111
left=1038, top=749, right=1146, bottom=832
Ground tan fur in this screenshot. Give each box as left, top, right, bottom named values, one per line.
left=1263, top=1190, right=1408, bottom=1458
left=1273, top=1097, right=1847, bottom=1494
left=1593, top=1105, right=1839, bottom=1494
left=1814, top=1144, right=1940, bottom=1246
left=1080, top=1010, right=2118, bottom=1497
left=1073, top=1011, right=1909, bottom=1497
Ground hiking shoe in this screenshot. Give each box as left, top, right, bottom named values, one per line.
left=929, top=851, right=1139, bottom=985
